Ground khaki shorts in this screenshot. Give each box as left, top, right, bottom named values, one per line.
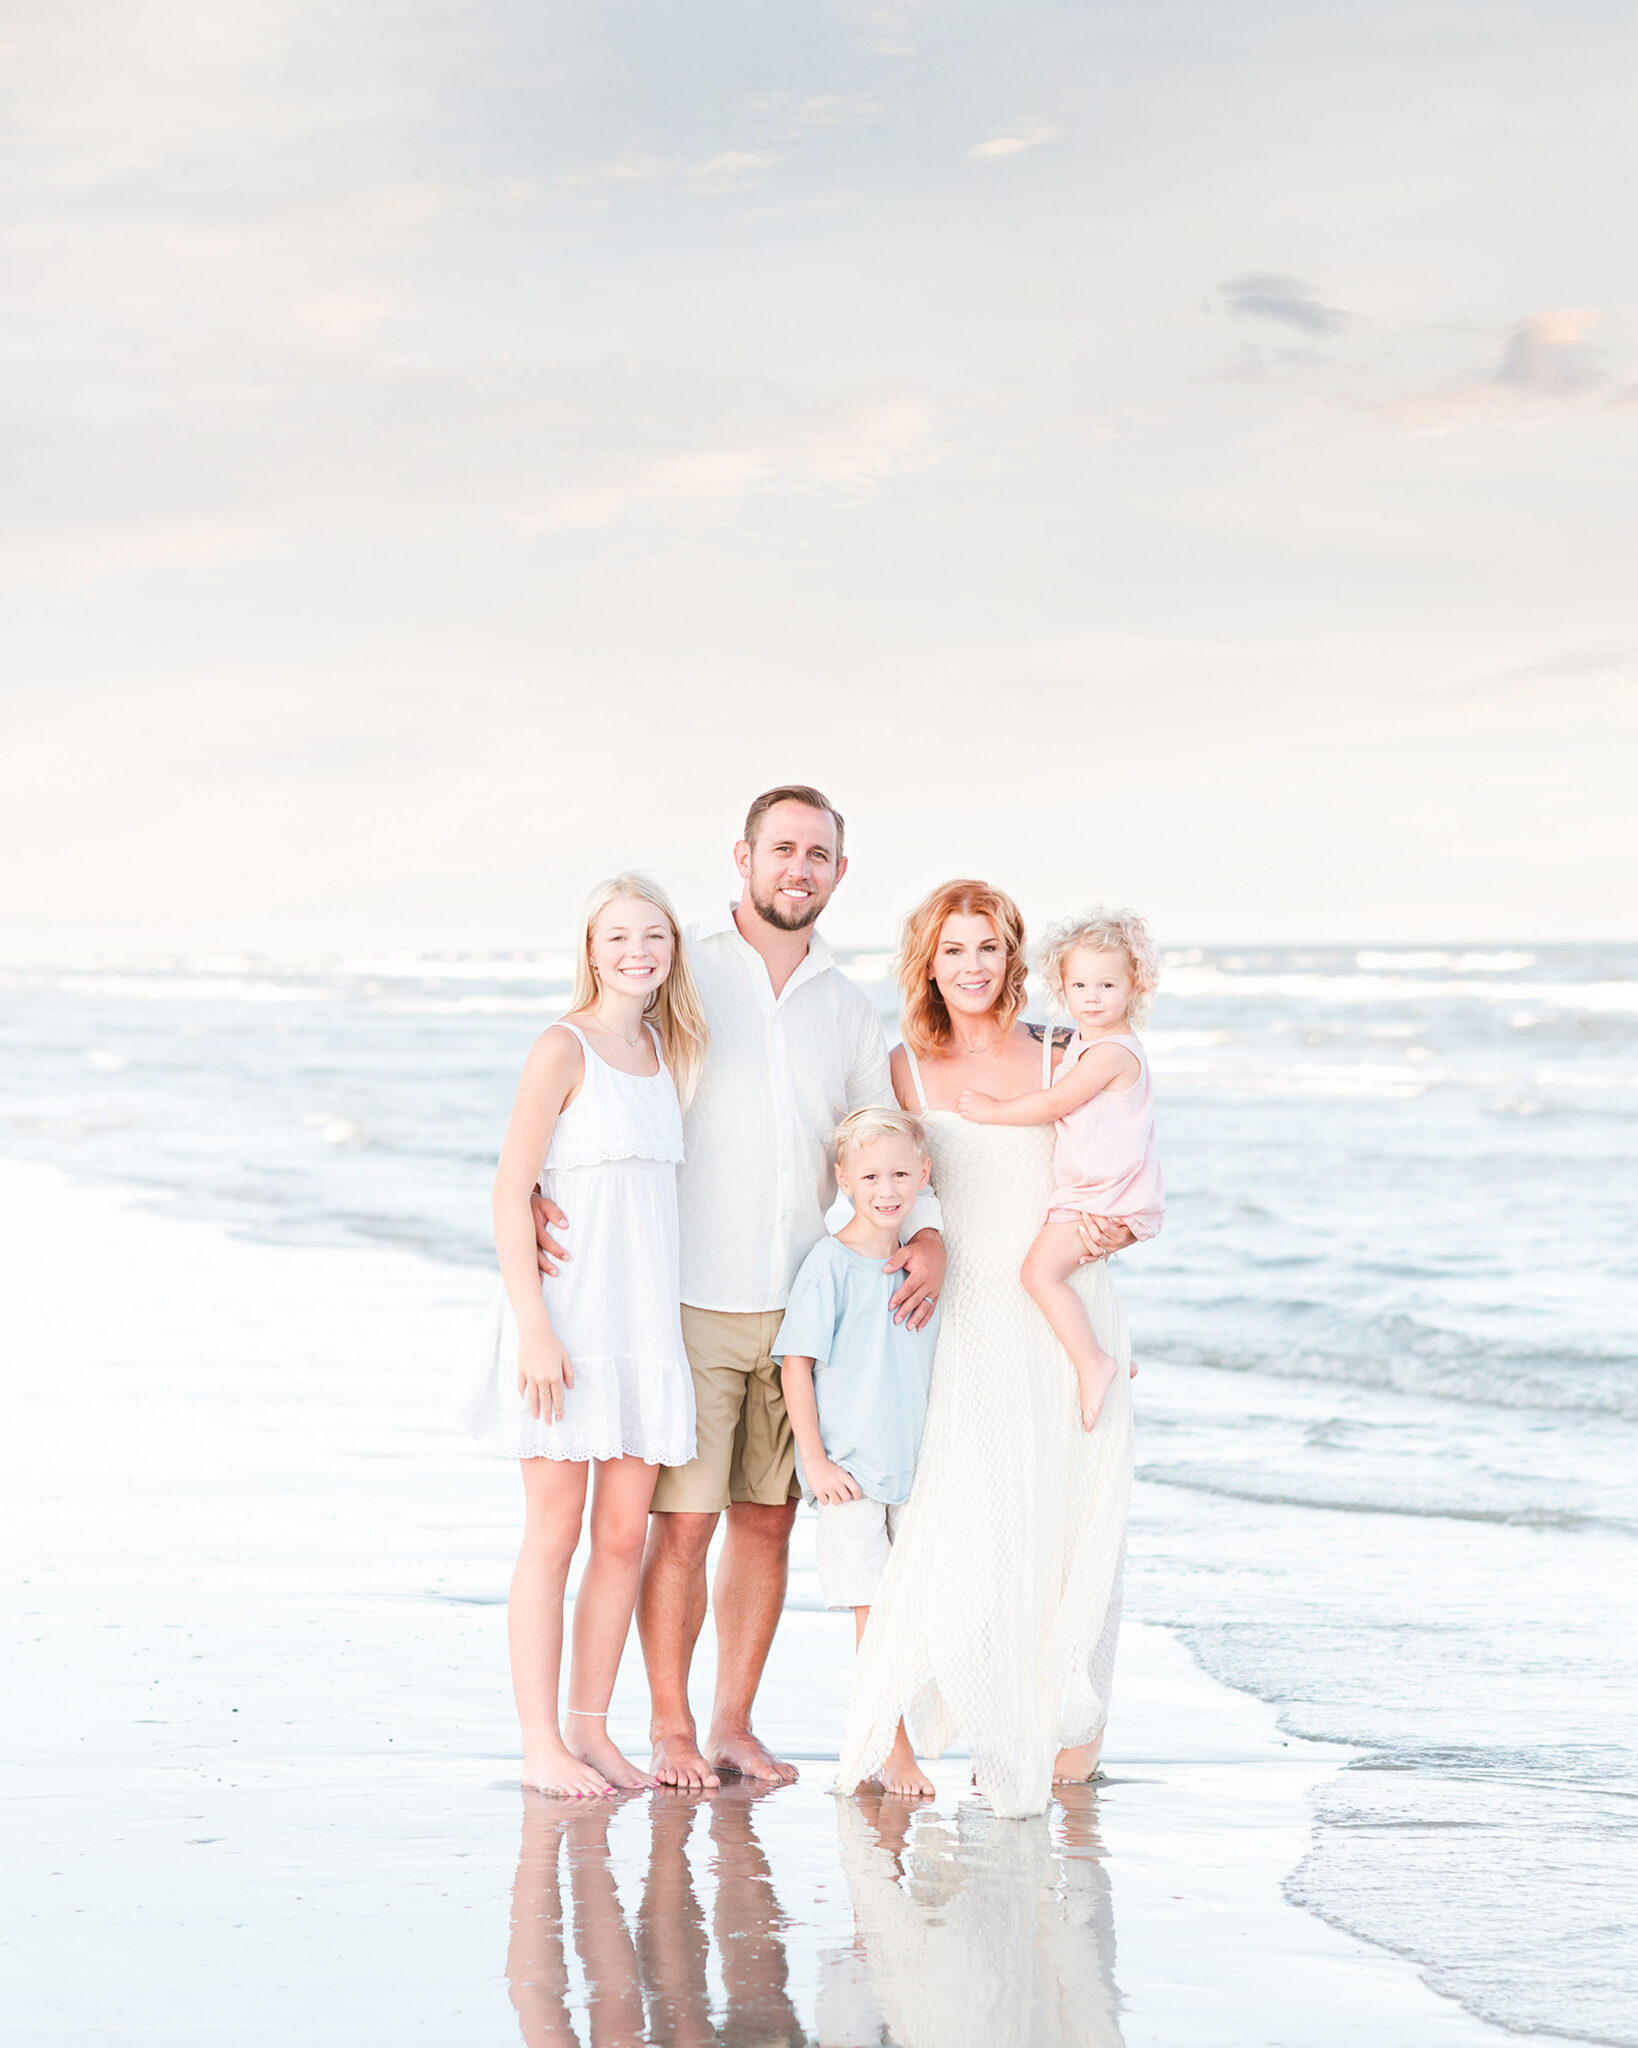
left=649, top=1306, right=800, bottom=1514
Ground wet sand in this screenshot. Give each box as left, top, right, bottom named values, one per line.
left=2, top=1158, right=1529, bottom=2044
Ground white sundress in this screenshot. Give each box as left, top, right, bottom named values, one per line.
left=457, top=1022, right=695, bottom=1465
left=835, top=1028, right=1135, bottom=1819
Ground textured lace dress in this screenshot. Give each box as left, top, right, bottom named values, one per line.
left=457, top=1023, right=695, bottom=1465
left=835, top=1030, right=1135, bottom=1819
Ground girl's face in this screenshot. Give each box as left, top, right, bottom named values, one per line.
left=588, top=895, right=674, bottom=1003
left=931, top=913, right=1009, bottom=1025
left=1062, top=947, right=1135, bottom=1035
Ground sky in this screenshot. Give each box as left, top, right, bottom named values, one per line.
left=2, top=0, right=1635, bottom=952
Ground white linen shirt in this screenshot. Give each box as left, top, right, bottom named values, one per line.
left=678, top=905, right=940, bottom=1312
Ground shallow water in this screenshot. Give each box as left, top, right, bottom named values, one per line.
left=2, top=942, right=1634, bottom=2040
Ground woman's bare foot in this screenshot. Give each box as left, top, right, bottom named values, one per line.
left=708, top=1725, right=799, bottom=1785
left=1052, top=1736, right=1104, bottom=1784
left=565, top=1714, right=653, bottom=1791
left=649, top=1730, right=720, bottom=1792
left=521, top=1740, right=615, bottom=1798
left=1075, top=1350, right=1121, bottom=1430
left=881, top=1727, right=934, bottom=1800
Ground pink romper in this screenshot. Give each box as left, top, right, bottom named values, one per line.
left=1045, top=1029, right=1166, bottom=1238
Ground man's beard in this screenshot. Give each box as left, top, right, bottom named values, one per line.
left=749, top=877, right=827, bottom=932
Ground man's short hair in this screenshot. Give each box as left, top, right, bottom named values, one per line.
left=742, top=784, right=845, bottom=860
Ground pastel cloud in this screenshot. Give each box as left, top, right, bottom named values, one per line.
left=1218, top=273, right=1351, bottom=336
left=969, top=123, right=1061, bottom=160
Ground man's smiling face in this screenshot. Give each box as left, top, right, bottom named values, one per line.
left=736, top=800, right=846, bottom=933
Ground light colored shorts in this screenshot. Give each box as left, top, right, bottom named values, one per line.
left=814, top=1495, right=905, bottom=1610
left=648, top=1305, right=799, bottom=1514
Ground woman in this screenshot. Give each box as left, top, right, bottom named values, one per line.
left=835, top=881, right=1135, bottom=1819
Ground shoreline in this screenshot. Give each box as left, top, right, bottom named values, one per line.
left=0, top=1154, right=1578, bottom=2044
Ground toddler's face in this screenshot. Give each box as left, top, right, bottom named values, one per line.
left=835, top=1133, right=930, bottom=1228
left=1062, top=947, right=1135, bottom=1034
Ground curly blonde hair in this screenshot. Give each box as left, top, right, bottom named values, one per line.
left=1038, top=908, right=1160, bottom=1027
left=570, top=873, right=711, bottom=1107
left=897, top=879, right=1030, bottom=1058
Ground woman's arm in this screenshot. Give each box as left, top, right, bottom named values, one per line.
left=959, top=1041, right=1139, bottom=1126
left=493, top=1027, right=584, bottom=1421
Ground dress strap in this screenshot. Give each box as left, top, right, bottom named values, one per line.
left=902, top=1041, right=931, bottom=1112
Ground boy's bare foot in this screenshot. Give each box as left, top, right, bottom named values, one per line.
left=708, top=1726, right=799, bottom=1784
left=881, top=1728, right=934, bottom=1800
left=521, top=1741, right=615, bottom=1798
left=1052, top=1737, right=1105, bottom=1784
left=1075, top=1350, right=1121, bottom=1430
left=565, top=1715, right=653, bottom=1791
left=649, top=1731, right=720, bottom=1792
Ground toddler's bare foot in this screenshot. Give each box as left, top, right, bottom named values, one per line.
left=649, top=1731, right=720, bottom=1792
left=1052, top=1736, right=1105, bottom=1784
left=565, top=1716, right=653, bottom=1791
left=1130, top=1358, right=1139, bottom=1378
left=881, top=1729, right=934, bottom=1800
left=1075, top=1349, right=1121, bottom=1430
left=521, top=1740, right=615, bottom=1799
left=708, top=1725, right=799, bottom=1785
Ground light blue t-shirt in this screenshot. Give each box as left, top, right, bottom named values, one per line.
left=772, top=1233, right=940, bottom=1507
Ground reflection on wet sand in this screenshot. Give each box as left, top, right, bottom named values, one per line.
left=506, top=1782, right=1122, bottom=2047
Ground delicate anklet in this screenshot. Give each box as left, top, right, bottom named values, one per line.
left=566, top=1707, right=608, bottom=1717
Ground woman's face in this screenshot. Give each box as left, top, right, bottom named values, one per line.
left=588, top=895, right=674, bottom=1002
left=930, top=912, right=1008, bottom=1024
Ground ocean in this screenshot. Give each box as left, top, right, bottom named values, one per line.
left=3, top=940, right=1633, bottom=2044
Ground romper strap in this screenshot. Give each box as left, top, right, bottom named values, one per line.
left=902, top=1041, right=931, bottom=1112
left=1042, top=1021, right=1055, bottom=1086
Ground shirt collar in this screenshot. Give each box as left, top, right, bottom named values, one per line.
left=698, top=902, right=835, bottom=981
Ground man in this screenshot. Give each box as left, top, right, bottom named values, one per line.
left=534, top=784, right=944, bottom=1789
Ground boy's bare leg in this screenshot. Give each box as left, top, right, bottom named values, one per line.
left=639, top=1509, right=721, bottom=1790
left=853, top=1606, right=932, bottom=1799
left=706, top=1500, right=800, bottom=1783
left=1022, top=1221, right=1123, bottom=1430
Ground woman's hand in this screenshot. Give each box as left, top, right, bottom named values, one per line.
left=809, top=1457, right=863, bottom=1507
left=958, top=1089, right=997, bottom=1123
left=517, top=1320, right=574, bottom=1423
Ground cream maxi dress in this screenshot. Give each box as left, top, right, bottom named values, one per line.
left=835, top=1030, right=1135, bottom=1819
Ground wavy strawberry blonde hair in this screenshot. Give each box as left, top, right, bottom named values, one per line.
left=571, top=873, right=710, bottom=1107
left=897, top=879, right=1031, bottom=1058
left=1038, top=907, right=1160, bottom=1027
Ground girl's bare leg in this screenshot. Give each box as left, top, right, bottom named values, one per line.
left=512, top=1457, right=612, bottom=1796
left=1022, top=1221, right=1122, bottom=1430
left=564, top=1455, right=660, bottom=1790
left=853, top=1606, right=932, bottom=1799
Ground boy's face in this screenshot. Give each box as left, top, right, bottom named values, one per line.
left=834, top=1133, right=930, bottom=1229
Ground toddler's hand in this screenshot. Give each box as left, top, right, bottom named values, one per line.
left=811, top=1458, right=863, bottom=1507
left=958, top=1089, right=996, bottom=1123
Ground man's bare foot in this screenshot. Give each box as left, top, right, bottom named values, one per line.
left=649, top=1731, right=720, bottom=1792
left=1075, top=1350, right=1121, bottom=1430
left=881, top=1729, right=934, bottom=1800
left=521, top=1740, right=615, bottom=1798
left=565, top=1716, right=653, bottom=1791
left=707, top=1726, right=799, bottom=1785
left=1052, top=1737, right=1104, bottom=1784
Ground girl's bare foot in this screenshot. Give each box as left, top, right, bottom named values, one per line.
left=565, top=1714, right=653, bottom=1791
left=881, top=1728, right=934, bottom=1800
left=521, top=1740, right=615, bottom=1798
left=1052, top=1736, right=1104, bottom=1784
left=1075, top=1350, right=1121, bottom=1430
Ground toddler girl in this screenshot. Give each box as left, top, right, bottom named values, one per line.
left=457, top=873, right=709, bottom=1797
left=959, top=908, right=1164, bottom=1430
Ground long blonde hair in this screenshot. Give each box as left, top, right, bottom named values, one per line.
left=897, top=878, right=1030, bottom=1058
left=570, top=873, right=710, bottom=1108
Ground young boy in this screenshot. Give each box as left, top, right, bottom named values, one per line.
left=773, top=1105, right=941, bottom=1800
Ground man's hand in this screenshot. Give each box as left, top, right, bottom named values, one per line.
left=809, top=1456, right=863, bottom=1507
left=1078, top=1215, right=1136, bottom=1263
left=530, top=1190, right=570, bottom=1277
left=885, top=1229, right=945, bottom=1331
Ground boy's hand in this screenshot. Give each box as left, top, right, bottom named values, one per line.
left=957, top=1089, right=997, bottom=1123
left=810, top=1458, right=863, bottom=1506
